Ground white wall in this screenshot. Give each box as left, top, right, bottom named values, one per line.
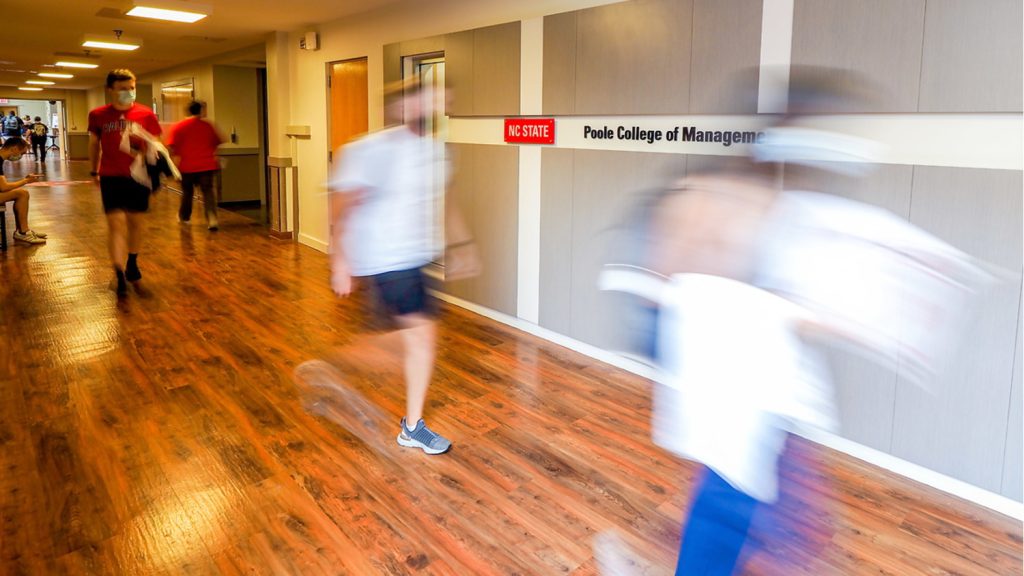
left=212, top=65, right=260, bottom=149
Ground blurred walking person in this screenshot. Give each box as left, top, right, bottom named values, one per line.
left=599, top=69, right=987, bottom=576
left=29, top=117, right=48, bottom=164
left=328, top=77, right=479, bottom=455
left=88, top=68, right=162, bottom=296
left=167, top=100, right=224, bottom=230
left=3, top=111, right=23, bottom=141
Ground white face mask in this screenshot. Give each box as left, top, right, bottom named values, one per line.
left=8, top=153, right=22, bottom=161
left=117, top=89, right=136, bottom=106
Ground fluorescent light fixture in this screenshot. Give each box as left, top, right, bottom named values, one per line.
left=25, top=80, right=55, bottom=85
left=38, top=72, right=73, bottom=79
left=127, top=1, right=209, bottom=23
left=56, top=61, right=99, bottom=69
left=18, top=87, right=43, bottom=91
left=82, top=36, right=142, bottom=51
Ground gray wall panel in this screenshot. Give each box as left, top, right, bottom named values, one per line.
left=445, top=143, right=476, bottom=304
left=539, top=148, right=575, bottom=334
left=1003, top=293, right=1023, bottom=501
left=574, top=0, right=693, bottom=115
left=791, top=0, right=926, bottom=112
left=784, top=164, right=914, bottom=219
left=445, top=30, right=475, bottom=117
left=569, top=150, right=687, bottom=349
left=783, top=165, right=914, bottom=451
left=471, top=22, right=521, bottom=117
left=919, top=0, right=1023, bottom=112
left=383, top=43, right=402, bottom=86
left=892, top=166, right=1023, bottom=491
left=542, top=11, right=577, bottom=116
left=445, top=144, right=519, bottom=316
left=825, top=349, right=899, bottom=452
left=690, top=0, right=762, bottom=114
left=400, top=36, right=445, bottom=59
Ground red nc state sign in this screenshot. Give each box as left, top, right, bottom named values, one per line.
left=504, top=118, right=556, bottom=145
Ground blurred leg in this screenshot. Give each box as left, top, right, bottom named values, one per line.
left=199, top=171, right=218, bottom=228
left=676, top=467, right=759, bottom=576
left=179, top=173, right=195, bottom=221
left=395, top=313, right=436, bottom=424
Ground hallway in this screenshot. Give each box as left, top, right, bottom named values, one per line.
left=1, top=159, right=1021, bottom=575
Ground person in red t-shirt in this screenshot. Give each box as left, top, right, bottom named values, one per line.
left=88, top=68, right=161, bottom=296
left=166, top=100, right=224, bottom=230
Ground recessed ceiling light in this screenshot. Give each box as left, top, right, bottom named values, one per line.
left=25, top=80, right=55, bottom=85
left=18, top=87, right=43, bottom=91
left=38, top=72, right=74, bottom=79
left=55, top=61, right=99, bottom=69
left=127, top=1, right=210, bottom=23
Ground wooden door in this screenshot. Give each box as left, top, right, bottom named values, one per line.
left=329, top=58, right=368, bottom=162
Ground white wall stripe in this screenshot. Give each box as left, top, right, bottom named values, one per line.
left=520, top=17, right=545, bottom=117
left=449, top=114, right=1024, bottom=171
left=516, top=17, right=545, bottom=324
left=757, top=0, right=794, bottom=114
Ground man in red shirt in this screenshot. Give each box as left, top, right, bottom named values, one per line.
left=167, top=100, right=224, bottom=230
left=88, top=69, right=162, bottom=296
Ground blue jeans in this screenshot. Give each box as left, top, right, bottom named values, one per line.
left=675, top=467, right=759, bottom=576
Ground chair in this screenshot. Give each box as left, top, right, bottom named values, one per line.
left=49, top=127, right=60, bottom=152
left=0, top=201, right=7, bottom=251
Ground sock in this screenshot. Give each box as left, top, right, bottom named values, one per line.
left=405, top=419, right=420, bottom=433
left=127, top=253, right=138, bottom=269
left=115, top=267, right=127, bottom=294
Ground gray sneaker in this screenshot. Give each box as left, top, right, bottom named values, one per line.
left=397, top=418, right=451, bottom=455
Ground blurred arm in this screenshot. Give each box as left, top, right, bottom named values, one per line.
left=0, top=174, right=38, bottom=193
left=88, top=132, right=101, bottom=178
left=328, top=187, right=365, bottom=296
left=443, top=199, right=480, bottom=281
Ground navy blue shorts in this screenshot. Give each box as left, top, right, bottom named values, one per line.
left=368, top=267, right=435, bottom=318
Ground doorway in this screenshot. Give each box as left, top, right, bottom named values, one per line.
left=0, top=99, right=67, bottom=162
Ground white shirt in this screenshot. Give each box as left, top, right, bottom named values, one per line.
left=330, top=126, right=442, bottom=276
left=653, top=273, right=834, bottom=503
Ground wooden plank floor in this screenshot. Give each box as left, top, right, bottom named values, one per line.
left=1, top=158, right=1021, bottom=575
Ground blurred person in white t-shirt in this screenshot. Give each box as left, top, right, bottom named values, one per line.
left=328, top=77, right=479, bottom=456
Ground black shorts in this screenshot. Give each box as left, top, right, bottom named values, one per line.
left=100, top=176, right=151, bottom=213
left=368, top=267, right=435, bottom=318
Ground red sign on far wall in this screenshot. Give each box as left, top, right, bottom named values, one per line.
left=504, top=118, right=555, bottom=145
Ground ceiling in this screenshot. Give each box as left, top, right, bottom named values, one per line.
left=1, top=0, right=404, bottom=91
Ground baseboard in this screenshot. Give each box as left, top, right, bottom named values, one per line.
left=268, top=230, right=293, bottom=240
left=429, top=289, right=1024, bottom=521
left=801, top=429, right=1024, bottom=521
left=298, top=233, right=328, bottom=252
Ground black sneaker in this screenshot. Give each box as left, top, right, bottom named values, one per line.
left=125, top=262, right=142, bottom=282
